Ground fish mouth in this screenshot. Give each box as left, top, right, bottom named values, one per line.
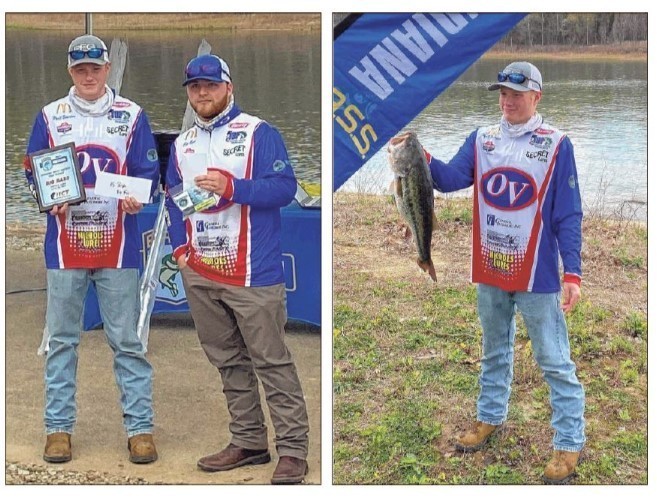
left=390, top=132, right=414, bottom=146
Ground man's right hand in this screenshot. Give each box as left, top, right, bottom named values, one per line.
left=49, top=203, right=69, bottom=216
left=176, top=254, right=188, bottom=270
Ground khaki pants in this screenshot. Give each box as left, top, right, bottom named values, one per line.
left=181, top=266, right=309, bottom=459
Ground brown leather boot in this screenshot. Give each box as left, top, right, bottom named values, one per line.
left=271, top=456, right=308, bottom=484
left=454, top=421, right=501, bottom=452
left=197, top=443, right=271, bottom=472
left=128, top=434, right=158, bottom=464
left=543, top=450, right=581, bottom=484
left=43, top=432, right=72, bottom=463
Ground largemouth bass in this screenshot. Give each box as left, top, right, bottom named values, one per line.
left=387, top=131, right=437, bottom=282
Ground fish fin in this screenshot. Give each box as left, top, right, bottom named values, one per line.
left=417, top=258, right=438, bottom=282
left=432, top=211, right=439, bottom=231
left=394, top=177, right=403, bottom=197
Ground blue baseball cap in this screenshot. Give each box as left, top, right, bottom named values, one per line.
left=183, top=54, right=232, bottom=86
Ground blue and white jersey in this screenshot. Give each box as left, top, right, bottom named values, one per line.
left=165, top=104, right=296, bottom=287
left=24, top=93, right=160, bottom=269
left=427, top=121, right=582, bottom=293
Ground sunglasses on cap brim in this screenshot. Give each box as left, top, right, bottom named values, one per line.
left=497, top=72, right=541, bottom=90
left=185, top=62, right=230, bottom=82
left=69, top=48, right=106, bottom=61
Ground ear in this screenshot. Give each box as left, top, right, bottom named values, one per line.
left=533, top=91, right=542, bottom=105
left=226, top=82, right=234, bottom=95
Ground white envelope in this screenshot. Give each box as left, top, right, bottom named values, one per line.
left=183, top=153, right=208, bottom=188
left=94, top=171, right=152, bottom=204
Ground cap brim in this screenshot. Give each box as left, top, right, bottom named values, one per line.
left=488, top=81, right=534, bottom=92
left=488, top=82, right=532, bottom=92
left=182, top=75, right=230, bottom=86
left=68, top=59, right=108, bottom=68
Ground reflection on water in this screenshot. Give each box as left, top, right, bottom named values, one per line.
left=5, top=28, right=320, bottom=225
left=340, top=58, right=647, bottom=220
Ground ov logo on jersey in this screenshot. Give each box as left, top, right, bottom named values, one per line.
left=481, top=168, right=537, bottom=211
left=77, top=145, right=121, bottom=186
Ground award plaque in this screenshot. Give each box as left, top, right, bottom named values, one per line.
left=29, top=142, right=86, bottom=212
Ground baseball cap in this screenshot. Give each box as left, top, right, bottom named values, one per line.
left=183, top=54, right=231, bottom=86
left=67, top=35, right=109, bottom=68
left=488, top=61, right=542, bottom=92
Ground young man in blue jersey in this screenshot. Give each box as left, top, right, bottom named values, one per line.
left=422, top=62, right=585, bottom=484
left=164, top=54, right=309, bottom=484
left=24, top=35, right=160, bottom=464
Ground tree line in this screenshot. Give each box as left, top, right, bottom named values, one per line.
left=500, top=13, right=647, bottom=47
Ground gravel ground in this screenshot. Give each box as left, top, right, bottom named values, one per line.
left=6, top=462, right=157, bottom=485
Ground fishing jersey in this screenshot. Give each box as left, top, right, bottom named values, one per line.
left=24, top=93, right=160, bottom=269
left=427, top=123, right=582, bottom=293
left=165, top=104, right=297, bottom=287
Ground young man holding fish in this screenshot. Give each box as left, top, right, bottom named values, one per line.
left=420, top=62, right=585, bottom=484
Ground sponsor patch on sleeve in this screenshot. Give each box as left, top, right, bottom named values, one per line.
left=273, top=159, right=288, bottom=172
left=147, top=149, right=159, bottom=162
left=568, top=175, right=576, bottom=189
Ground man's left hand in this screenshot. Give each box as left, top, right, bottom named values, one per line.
left=122, top=196, right=143, bottom=215
left=195, top=171, right=228, bottom=196
left=561, top=282, right=581, bottom=313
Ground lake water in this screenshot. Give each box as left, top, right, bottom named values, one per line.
left=5, top=28, right=320, bottom=225
left=339, top=57, right=647, bottom=221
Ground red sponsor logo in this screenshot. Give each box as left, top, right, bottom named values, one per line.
left=229, top=122, right=249, bottom=129
left=534, top=127, right=554, bottom=135
left=184, top=148, right=195, bottom=154
left=112, top=101, right=131, bottom=108
left=57, top=122, right=72, bottom=134
left=483, top=140, right=495, bottom=152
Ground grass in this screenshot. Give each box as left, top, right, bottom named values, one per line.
left=333, top=193, right=647, bottom=485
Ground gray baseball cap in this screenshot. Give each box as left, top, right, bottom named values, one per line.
left=488, top=61, right=542, bottom=92
left=67, top=35, right=109, bottom=68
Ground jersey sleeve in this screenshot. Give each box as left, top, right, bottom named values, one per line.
left=551, top=136, right=583, bottom=285
left=24, top=111, right=51, bottom=199
left=230, top=122, right=297, bottom=208
left=426, top=130, right=477, bottom=193
left=125, top=110, right=161, bottom=200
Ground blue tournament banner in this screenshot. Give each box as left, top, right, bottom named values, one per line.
left=83, top=201, right=321, bottom=329
left=333, top=13, right=526, bottom=190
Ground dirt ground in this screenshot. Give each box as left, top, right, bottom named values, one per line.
left=5, top=248, right=321, bottom=485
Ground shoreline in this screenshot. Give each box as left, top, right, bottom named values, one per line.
left=5, top=13, right=319, bottom=31
left=484, top=43, right=646, bottom=61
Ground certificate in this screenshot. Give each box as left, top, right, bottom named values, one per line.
left=29, top=142, right=86, bottom=212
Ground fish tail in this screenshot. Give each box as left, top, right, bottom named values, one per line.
left=417, top=258, right=437, bottom=282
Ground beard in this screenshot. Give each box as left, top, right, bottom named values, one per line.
left=192, top=92, right=230, bottom=120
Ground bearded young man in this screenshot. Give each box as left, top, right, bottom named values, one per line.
left=164, top=54, right=310, bottom=485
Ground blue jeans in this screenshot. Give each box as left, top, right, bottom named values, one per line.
left=476, top=284, right=586, bottom=452
left=44, top=268, right=153, bottom=437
